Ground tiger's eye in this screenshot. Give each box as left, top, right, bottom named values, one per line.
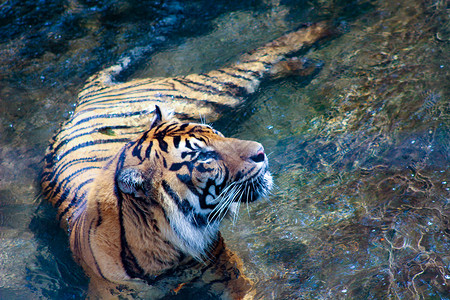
left=197, top=151, right=218, bottom=162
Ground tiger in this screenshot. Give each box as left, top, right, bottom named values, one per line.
left=41, top=22, right=330, bottom=299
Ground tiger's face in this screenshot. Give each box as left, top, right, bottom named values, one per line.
left=116, top=107, right=272, bottom=258
left=163, top=124, right=271, bottom=214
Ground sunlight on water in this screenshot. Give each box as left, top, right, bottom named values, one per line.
left=0, top=0, right=448, bottom=299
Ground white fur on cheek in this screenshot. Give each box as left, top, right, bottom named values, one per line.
left=163, top=194, right=219, bottom=261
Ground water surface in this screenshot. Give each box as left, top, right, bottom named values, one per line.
left=0, top=0, right=448, bottom=299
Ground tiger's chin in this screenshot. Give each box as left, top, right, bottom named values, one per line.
left=234, top=167, right=273, bottom=203
left=235, top=172, right=272, bottom=205
left=249, top=170, right=273, bottom=202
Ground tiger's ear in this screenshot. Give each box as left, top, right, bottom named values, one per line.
left=117, top=167, right=147, bottom=198
left=150, top=105, right=172, bottom=130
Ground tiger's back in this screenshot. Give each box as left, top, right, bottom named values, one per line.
left=41, top=22, right=330, bottom=299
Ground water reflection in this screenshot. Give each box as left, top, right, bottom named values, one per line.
left=220, top=1, right=449, bottom=298
left=0, top=0, right=448, bottom=299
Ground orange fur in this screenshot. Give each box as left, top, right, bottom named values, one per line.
left=41, top=22, right=331, bottom=299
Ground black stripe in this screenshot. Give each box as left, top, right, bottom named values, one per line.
left=175, top=174, right=217, bottom=210
left=154, top=129, right=169, bottom=153
left=157, top=138, right=168, bottom=153
left=42, top=156, right=106, bottom=194
left=53, top=188, right=71, bottom=210
left=44, top=153, right=111, bottom=200
left=196, top=163, right=214, bottom=173
left=67, top=192, right=87, bottom=226
left=192, top=213, right=208, bottom=228
left=79, top=77, right=173, bottom=101
left=233, top=67, right=261, bottom=78
left=173, top=136, right=181, bottom=148
left=165, top=94, right=233, bottom=112
left=58, top=178, right=94, bottom=223
left=173, top=78, right=235, bottom=98
left=200, top=73, right=248, bottom=97
left=55, top=138, right=130, bottom=164
left=180, top=150, right=196, bottom=159
left=80, top=88, right=173, bottom=104
left=51, top=126, right=104, bottom=157
left=47, top=164, right=96, bottom=204
left=51, top=121, right=104, bottom=142
left=79, top=81, right=101, bottom=95
left=169, top=161, right=193, bottom=172
left=216, top=69, right=253, bottom=81
left=185, top=139, right=194, bottom=150
left=162, top=180, right=208, bottom=228
left=71, top=110, right=153, bottom=128
left=115, top=147, right=148, bottom=280
left=162, top=123, right=179, bottom=133
left=81, top=96, right=166, bottom=109
left=132, top=131, right=149, bottom=161
left=193, top=135, right=207, bottom=144
left=97, top=124, right=135, bottom=132
left=240, top=59, right=272, bottom=69
left=199, top=179, right=218, bottom=210
left=144, top=140, right=153, bottom=159
left=87, top=219, right=108, bottom=281
left=178, top=123, right=189, bottom=132
left=53, top=166, right=100, bottom=208
left=162, top=180, right=182, bottom=207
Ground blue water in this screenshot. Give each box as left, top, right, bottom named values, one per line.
left=0, top=0, right=448, bottom=299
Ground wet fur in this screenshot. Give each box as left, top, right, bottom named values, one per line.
left=41, top=22, right=330, bottom=299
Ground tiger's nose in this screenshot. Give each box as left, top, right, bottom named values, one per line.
left=249, top=147, right=266, bottom=163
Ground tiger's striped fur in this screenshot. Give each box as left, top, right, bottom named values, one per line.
left=41, top=22, right=330, bottom=299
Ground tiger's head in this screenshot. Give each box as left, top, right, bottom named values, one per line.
left=115, top=106, right=272, bottom=259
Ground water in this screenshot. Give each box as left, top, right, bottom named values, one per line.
left=0, top=0, right=449, bottom=299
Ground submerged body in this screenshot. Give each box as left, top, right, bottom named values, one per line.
left=41, top=22, right=330, bottom=298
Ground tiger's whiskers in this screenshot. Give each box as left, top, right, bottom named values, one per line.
left=207, top=183, right=239, bottom=227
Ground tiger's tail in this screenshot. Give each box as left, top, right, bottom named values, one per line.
left=82, top=22, right=330, bottom=99
left=241, top=21, right=331, bottom=64
left=185, top=21, right=332, bottom=100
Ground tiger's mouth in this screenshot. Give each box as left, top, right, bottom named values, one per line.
left=233, top=167, right=273, bottom=203
left=207, top=167, right=272, bottom=223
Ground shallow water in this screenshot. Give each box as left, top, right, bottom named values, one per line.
left=0, top=0, right=449, bottom=299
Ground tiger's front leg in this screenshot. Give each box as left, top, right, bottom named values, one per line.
left=86, top=275, right=169, bottom=300
left=85, top=239, right=254, bottom=300
left=83, top=235, right=254, bottom=300
left=86, top=276, right=139, bottom=300
left=206, top=236, right=255, bottom=299
left=189, top=234, right=255, bottom=300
